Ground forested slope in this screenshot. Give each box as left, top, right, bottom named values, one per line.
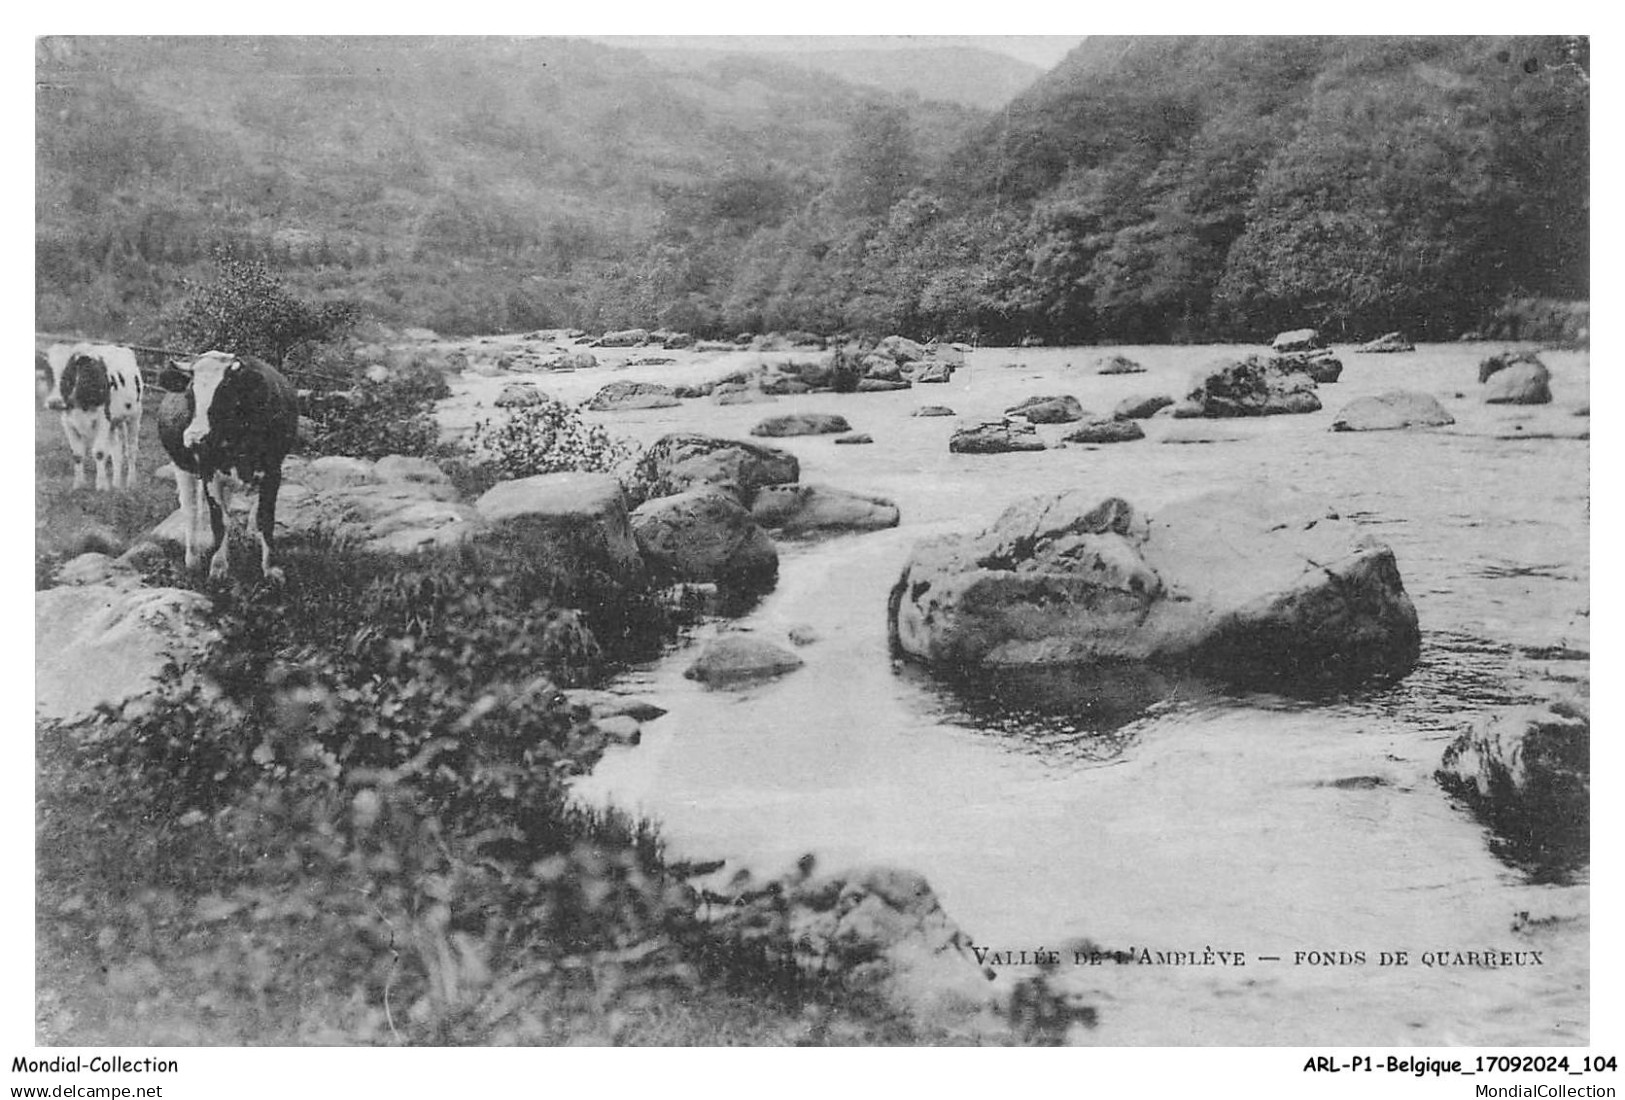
left=36, top=35, right=1588, bottom=344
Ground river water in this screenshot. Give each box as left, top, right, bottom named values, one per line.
left=453, top=341, right=1589, bottom=1045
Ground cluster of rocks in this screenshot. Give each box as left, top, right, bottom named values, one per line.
left=43, top=434, right=903, bottom=719
left=560, top=688, right=668, bottom=747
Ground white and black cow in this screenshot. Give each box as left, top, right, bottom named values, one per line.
left=157, top=350, right=298, bottom=582
left=45, top=342, right=145, bottom=490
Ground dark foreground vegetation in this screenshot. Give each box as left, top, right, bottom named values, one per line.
left=38, top=35, right=1587, bottom=346
left=37, top=524, right=1020, bottom=1045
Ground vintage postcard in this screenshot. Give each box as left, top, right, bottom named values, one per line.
left=27, top=32, right=1598, bottom=1095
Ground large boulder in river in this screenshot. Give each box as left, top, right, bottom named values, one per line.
left=632, top=433, right=799, bottom=506
left=1480, top=353, right=1552, bottom=405
left=495, top=382, right=549, bottom=408
left=1185, top=357, right=1322, bottom=417
left=949, top=420, right=1046, bottom=454
left=860, top=356, right=905, bottom=383
left=551, top=351, right=598, bottom=371
left=1063, top=419, right=1145, bottom=444
left=1271, top=328, right=1325, bottom=353
left=1331, top=391, right=1455, bottom=432
left=597, top=328, right=650, bottom=348
left=629, top=488, right=777, bottom=591
left=1437, top=699, right=1588, bottom=863
left=1355, top=332, right=1416, bottom=354
left=584, top=380, right=681, bottom=411
left=1275, top=350, right=1343, bottom=384
left=750, top=413, right=852, bottom=438
left=907, top=361, right=954, bottom=384
left=474, top=472, right=645, bottom=585
left=888, top=486, right=1420, bottom=689
left=751, top=483, right=900, bottom=535
left=875, top=335, right=929, bottom=364
left=1114, top=394, right=1175, bottom=420
left=1478, top=349, right=1544, bottom=384
left=36, top=584, right=217, bottom=723
left=1093, top=354, right=1144, bottom=375
left=1005, top=394, right=1086, bottom=424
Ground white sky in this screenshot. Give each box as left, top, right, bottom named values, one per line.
left=584, top=34, right=1087, bottom=69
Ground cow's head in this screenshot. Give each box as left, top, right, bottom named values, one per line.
left=169, top=351, right=268, bottom=455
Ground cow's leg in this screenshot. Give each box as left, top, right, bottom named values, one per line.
left=125, top=406, right=142, bottom=489
left=174, top=468, right=201, bottom=569
left=255, top=466, right=285, bottom=584
left=107, top=421, right=127, bottom=490
left=205, top=474, right=232, bottom=580
left=91, top=413, right=114, bottom=491
left=60, top=416, right=88, bottom=489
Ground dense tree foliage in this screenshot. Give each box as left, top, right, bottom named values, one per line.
left=164, top=250, right=358, bottom=366
left=37, top=35, right=1587, bottom=345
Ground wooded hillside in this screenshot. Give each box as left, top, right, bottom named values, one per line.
left=36, top=35, right=1588, bottom=345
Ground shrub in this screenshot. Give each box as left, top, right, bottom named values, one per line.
left=827, top=345, right=863, bottom=393
left=163, top=248, right=358, bottom=366
left=303, top=382, right=442, bottom=459
left=466, top=399, right=637, bottom=481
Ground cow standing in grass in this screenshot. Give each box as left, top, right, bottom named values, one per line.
left=158, top=350, right=298, bottom=582
left=45, top=342, right=145, bottom=490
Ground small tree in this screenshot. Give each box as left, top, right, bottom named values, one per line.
left=164, top=248, right=358, bottom=369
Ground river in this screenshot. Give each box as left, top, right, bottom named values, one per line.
left=450, top=340, right=1589, bottom=1045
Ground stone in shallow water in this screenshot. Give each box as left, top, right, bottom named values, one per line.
left=750, top=413, right=853, bottom=437
left=888, top=486, right=1420, bottom=690
left=1113, top=394, right=1174, bottom=420
left=630, top=488, right=778, bottom=591
left=584, top=380, right=681, bottom=410
left=684, top=634, right=805, bottom=684
left=1331, top=391, right=1455, bottom=431
left=750, top=483, right=900, bottom=534
left=1436, top=698, right=1588, bottom=872
left=949, top=421, right=1046, bottom=454
left=1063, top=419, right=1144, bottom=444
left=1005, top=394, right=1086, bottom=424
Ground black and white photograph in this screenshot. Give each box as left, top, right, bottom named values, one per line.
left=26, top=29, right=1598, bottom=1086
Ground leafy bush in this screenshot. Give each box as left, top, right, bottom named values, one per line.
left=303, top=384, right=441, bottom=459
left=301, top=354, right=453, bottom=460
left=163, top=248, right=358, bottom=365
left=467, top=399, right=636, bottom=481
